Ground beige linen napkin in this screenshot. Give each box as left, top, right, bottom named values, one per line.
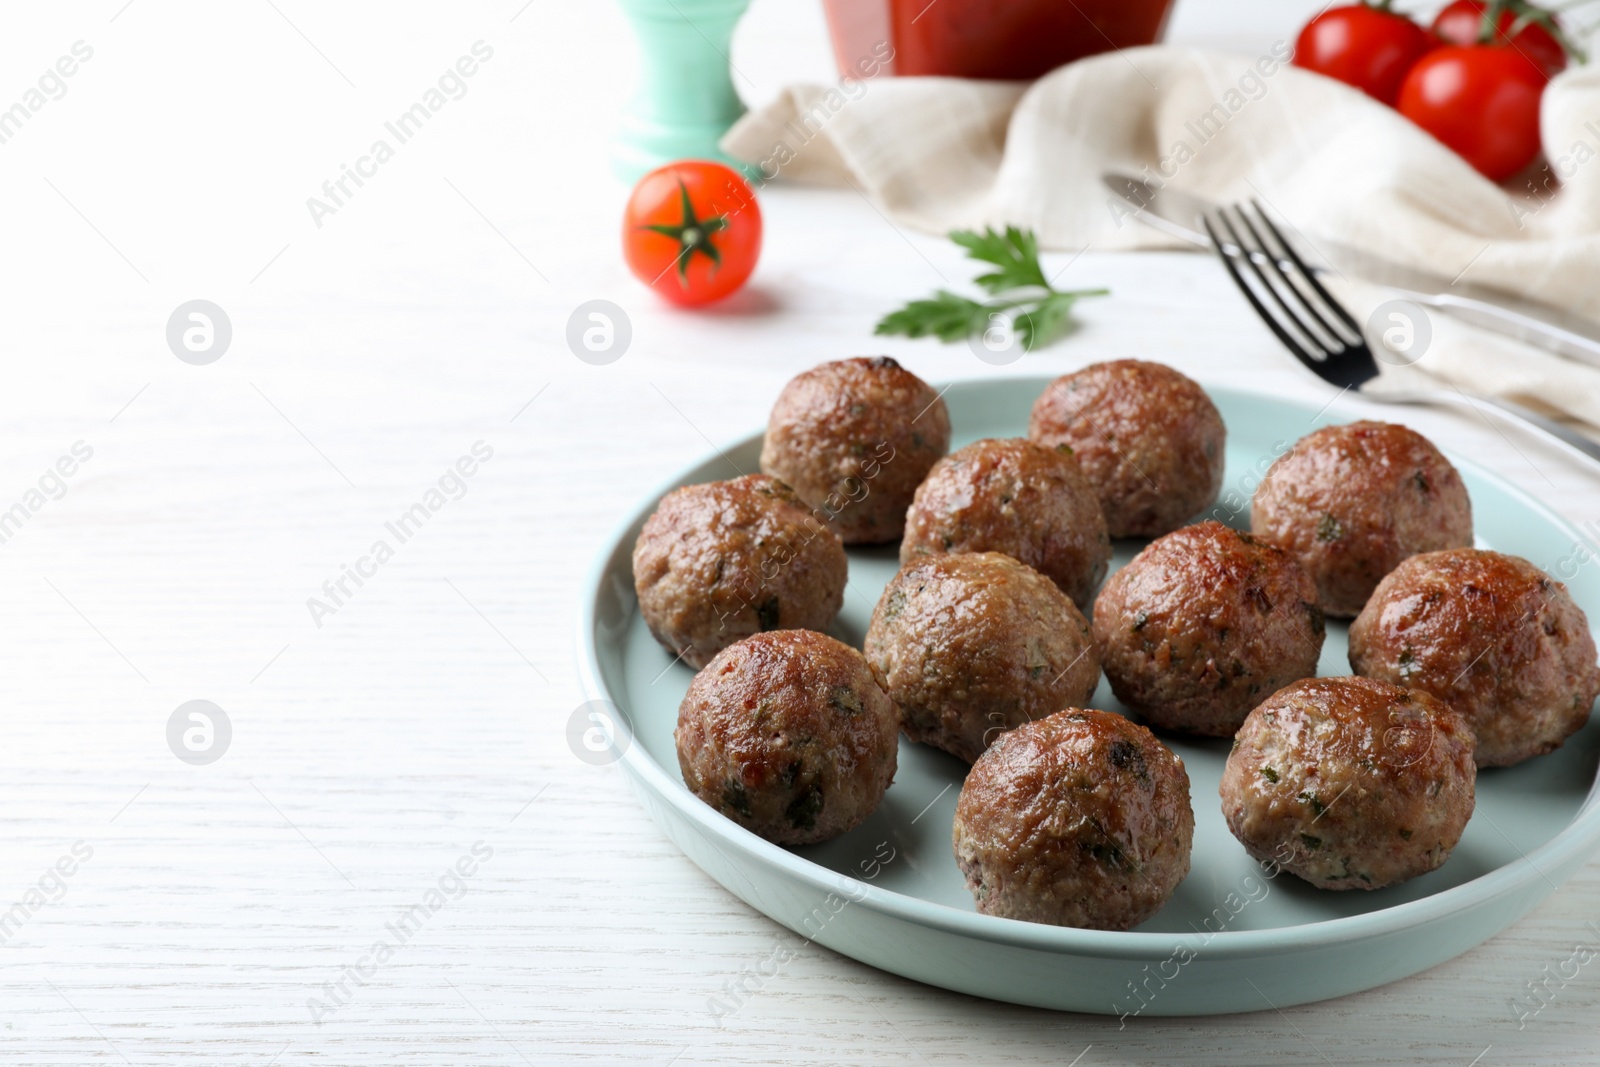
left=724, top=45, right=1600, bottom=434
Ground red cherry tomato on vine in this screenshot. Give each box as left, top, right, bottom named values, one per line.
left=1293, top=3, right=1437, bottom=105
left=1432, top=0, right=1567, bottom=78
left=1397, top=45, right=1547, bottom=181
left=622, top=160, right=762, bottom=307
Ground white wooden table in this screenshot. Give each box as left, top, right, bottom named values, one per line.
left=3, top=1, right=1598, bottom=1063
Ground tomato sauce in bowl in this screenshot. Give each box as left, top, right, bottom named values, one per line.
left=825, top=0, right=1175, bottom=81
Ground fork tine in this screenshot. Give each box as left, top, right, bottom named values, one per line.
left=1207, top=205, right=1379, bottom=390
left=1202, top=212, right=1327, bottom=371
left=1232, top=205, right=1357, bottom=351
left=1222, top=206, right=1345, bottom=357
left=1248, top=200, right=1363, bottom=337
left=1213, top=208, right=1335, bottom=359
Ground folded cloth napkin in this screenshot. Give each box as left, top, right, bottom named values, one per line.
left=723, top=45, right=1600, bottom=434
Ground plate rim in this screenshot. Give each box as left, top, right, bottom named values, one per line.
left=574, top=377, right=1600, bottom=961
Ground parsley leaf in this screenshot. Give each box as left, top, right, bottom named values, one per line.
left=1016, top=290, right=1093, bottom=351
left=953, top=226, right=1049, bottom=293
left=874, top=291, right=990, bottom=343
left=875, top=226, right=1107, bottom=353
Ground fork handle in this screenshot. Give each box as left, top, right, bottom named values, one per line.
left=1442, top=390, right=1600, bottom=468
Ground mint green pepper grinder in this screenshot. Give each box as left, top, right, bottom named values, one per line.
left=612, top=0, right=754, bottom=181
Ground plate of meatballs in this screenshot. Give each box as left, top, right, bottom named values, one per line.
left=576, top=357, right=1600, bottom=1015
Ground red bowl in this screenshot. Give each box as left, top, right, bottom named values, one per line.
left=824, top=0, right=1176, bottom=81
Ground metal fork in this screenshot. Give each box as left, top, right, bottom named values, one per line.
left=1203, top=201, right=1600, bottom=468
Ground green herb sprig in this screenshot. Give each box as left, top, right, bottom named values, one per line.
left=874, top=227, right=1108, bottom=352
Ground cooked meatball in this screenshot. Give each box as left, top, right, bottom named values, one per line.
left=901, top=438, right=1111, bottom=611
left=1350, top=549, right=1600, bottom=767
left=1219, top=677, right=1476, bottom=890
left=864, top=552, right=1100, bottom=763
left=633, top=475, right=847, bottom=670
left=760, top=357, right=951, bottom=544
left=952, top=709, right=1193, bottom=929
left=1251, top=421, right=1472, bottom=619
left=1028, top=360, right=1225, bottom=538
left=1094, top=521, right=1325, bottom=737
left=676, top=630, right=899, bottom=846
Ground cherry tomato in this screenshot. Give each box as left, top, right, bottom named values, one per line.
left=1432, top=0, right=1567, bottom=77
left=1293, top=3, right=1437, bottom=105
left=1397, top=45, right=1546, bottom=180
left=622, top=160, right=762, bottom=307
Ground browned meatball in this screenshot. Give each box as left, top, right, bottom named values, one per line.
left=1219, top=678, right=1476, bottom=890
left=901, top=438, right=1111, bottom=611
left=1252, top=421, right=1472, bottom=619
left=864, top=552, right=1100, bottom=764
left=1028, top=360, right=1225, bottom=538
left=760, top=357, right=951, bottom=544
left=952, top=709, right=1193, bottom=929
left=1350, top=549, right=1600, bottom=767
left=1093, top=521, right=1325, bottom=737
left=633, top=475, right=847, bottom=670
left=676, top=630, right=899, bottom=846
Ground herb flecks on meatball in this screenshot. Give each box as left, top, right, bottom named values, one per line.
left=1219, top=677, right=1476, bottom=890
left=953, top=709, right=1193, bottom=930
left=1029, top=360, right=1226, bottom=538
left=1094, top=521, right=1325, bottom=737
left=1251, top=421, right=1472, bottom=618
left=1351, top=548, right=1600, bottom=767
left=866, top=552, right=1100, bottom=763
left=633, top=474, right=847, bottom=670
left=676, top=630, right=899, bottom=846
left=901, top=437, right=1111, bottom=611
left=761, top=357, right=951, bottom=544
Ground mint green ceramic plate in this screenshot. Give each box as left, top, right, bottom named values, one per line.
left=575, top=378, right=1600, bottom=1015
